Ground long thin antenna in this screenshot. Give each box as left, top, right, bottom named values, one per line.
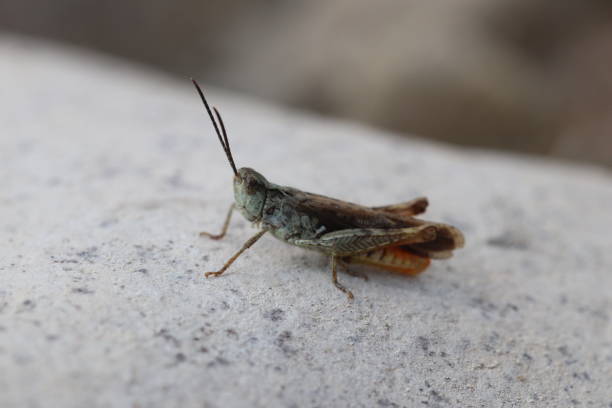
left=191, top=79, right=238, bottom=176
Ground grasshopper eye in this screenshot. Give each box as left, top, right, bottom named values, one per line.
left=245, top=178, right=260, bottom=195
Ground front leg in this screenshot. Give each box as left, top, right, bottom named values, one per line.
left=205, top=230, right=267, bottom=277
left=200, top=203, right=234, bottom=240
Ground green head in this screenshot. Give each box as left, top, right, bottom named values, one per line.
left=192, top=79, right=269, bottom=222
left=233, top=168, right=269, bottom=222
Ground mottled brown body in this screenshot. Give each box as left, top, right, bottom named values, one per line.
left=192, top=79, right=465, bottom=299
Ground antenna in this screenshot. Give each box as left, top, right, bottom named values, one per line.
left=191, top=79, right=238, bottom=176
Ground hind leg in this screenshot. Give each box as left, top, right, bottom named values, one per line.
left=338, top=258, right=368, bottom=281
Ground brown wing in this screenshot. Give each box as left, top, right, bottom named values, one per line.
left=284, top=187, right=464, bottom=258
left=286, top=188, right=423, bottom=231
left=371, top=197, right=428, bottom=217
left=279, top=187, right=464, bottom=259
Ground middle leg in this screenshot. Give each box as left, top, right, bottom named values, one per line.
left=331, top=255, right=354, bottom=300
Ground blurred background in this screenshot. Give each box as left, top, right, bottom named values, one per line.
left=2, top=0, right=611, bottom=167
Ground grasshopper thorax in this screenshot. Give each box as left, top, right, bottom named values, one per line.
left=234, top=167, right=269, bottom=222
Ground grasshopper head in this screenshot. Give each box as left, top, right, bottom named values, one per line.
left=233, top=168, right=269, bottom=222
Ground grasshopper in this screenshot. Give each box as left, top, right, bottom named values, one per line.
left=192, top=80, right=464, bottom=299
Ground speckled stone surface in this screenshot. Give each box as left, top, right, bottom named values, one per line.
left=1, top=35, right=611, bottom=408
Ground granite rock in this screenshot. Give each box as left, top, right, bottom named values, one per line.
left=1, top=35, right=611, bottom=408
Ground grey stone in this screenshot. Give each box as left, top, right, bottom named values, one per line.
left=1, top=35, right=611, bottom=408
